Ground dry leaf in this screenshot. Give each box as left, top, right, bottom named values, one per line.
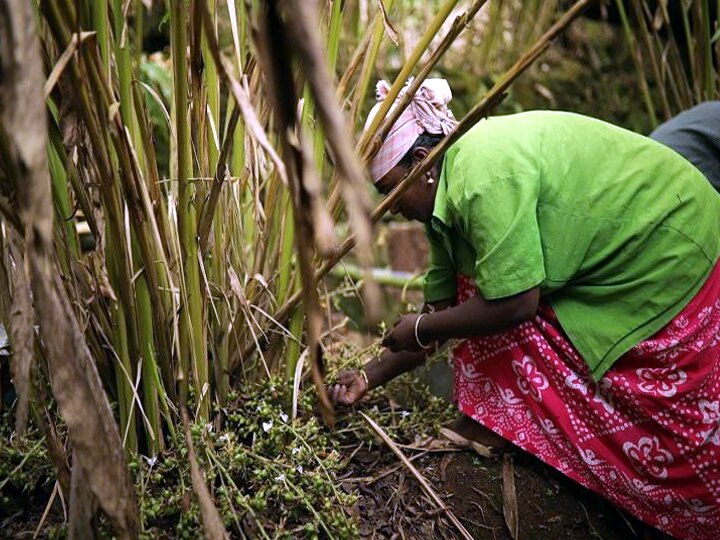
left=361, top=412, right=474, bottom=540
left=7, top=233, right=33, bottom=435
left=68, top=455, right=98, bottom=540
left=376, top=0, right=399, bottom=45
left=502, top=453, right=519, bottom=539
left=183, top=410, right=230, bottom=540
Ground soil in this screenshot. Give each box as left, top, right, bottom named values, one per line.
left=343, top=442, right=661, bottom=540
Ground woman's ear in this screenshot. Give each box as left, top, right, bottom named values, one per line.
left=412, top=146, right=430, bottom=162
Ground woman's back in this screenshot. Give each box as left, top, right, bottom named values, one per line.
left=440, top=111, right=720, bottom=376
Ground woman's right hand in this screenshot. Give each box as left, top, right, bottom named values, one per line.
left=330, top=370, right=368, bottom=406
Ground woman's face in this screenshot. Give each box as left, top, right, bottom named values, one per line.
left=374, top=148, right=439, bottom=223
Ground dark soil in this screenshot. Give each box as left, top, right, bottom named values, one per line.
left=341, top=426, right=669, bottom=540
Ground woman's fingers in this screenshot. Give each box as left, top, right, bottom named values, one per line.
left=337, top=371, right=356, bottom=385
left=331, top=383, right=352, bottom=405
left=331, top=370, right=370, bottom=406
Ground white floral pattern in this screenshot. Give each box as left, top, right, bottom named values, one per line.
left=564, top=373, right=615, bottom=413
left=622, top=436, right=674, bottom=479
left=698, top=400, right=720, bottom=446
left=699, top=399, right=720, bottom=424
left=511, top=355, right=549, bottom=402
left=636, top=364, right=687, bottom=397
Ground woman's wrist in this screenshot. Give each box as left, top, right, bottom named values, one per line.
left=417, top=311, right=442, bottom=346
left=359, top=369, right=370, bottom=391
left=414, top=313, right=434, bottom=349
left=362, top=357, right=382, bottom=390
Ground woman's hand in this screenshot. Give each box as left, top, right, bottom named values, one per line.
left=382, top=313, right=424, bottom=353
left=330, top=370, right=368, bottom=406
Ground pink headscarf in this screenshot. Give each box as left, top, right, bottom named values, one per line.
left=364, top=78, right=458, bottom=183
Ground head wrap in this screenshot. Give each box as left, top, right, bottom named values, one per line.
left=364, top=78, right=458, bottom=183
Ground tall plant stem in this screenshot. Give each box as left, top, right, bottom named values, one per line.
left=171, top=0, right=208, bottom=419
left=615, top=0, right=657, bottom=127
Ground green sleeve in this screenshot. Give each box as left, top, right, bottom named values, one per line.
left=457, top=173, right=545, bottom=299
left=423, top=225, right=457, bottom=302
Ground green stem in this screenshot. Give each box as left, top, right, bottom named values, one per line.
left=171, top=0, right=208, bottom=419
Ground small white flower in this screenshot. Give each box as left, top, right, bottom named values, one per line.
left=280, top=412, right=289, bottom=423
left=143, top=455, right=157, bottom=467
left=274, top=473, right=286, bottom=482
left=401, top=411, right=411, bottom=418
left=262, top=420, right=273, bottom=432
left=296, top=465, right=304, bottom=474
left=218, top=434, right=230, bottom=444
left=292, top=447, right=301, bottom=456
left=205, top=422, right=213, bottom=432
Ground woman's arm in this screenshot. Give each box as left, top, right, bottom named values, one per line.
left=421, top=287, right=539, bottom=342
left=382, top=287, right=539, bottom=353
left=331, top=298, right=454, bottom=406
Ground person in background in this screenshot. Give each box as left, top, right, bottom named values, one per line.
left=331, top=79, right=720, bottom=539
left=650, top=101, right=720, bottom=191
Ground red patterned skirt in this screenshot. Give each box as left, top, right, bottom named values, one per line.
left=453, top=261, right=720, bottom=540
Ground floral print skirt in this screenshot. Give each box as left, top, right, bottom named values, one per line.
left=453, top=261, right=720, bottom=540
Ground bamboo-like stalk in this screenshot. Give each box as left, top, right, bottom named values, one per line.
left=202, top=0, right=231, bottom=407
left=695, top=0, right=715, bottom=100
left=171, top=0, right=209, bottom=419
left=112, top=289, right=139, bottom=452
left=348, top=0, right=397, bottom=126
left=47, top=141, right=81, bottom=262
left=680, top=0, right=700, bottom=102
left=478, top=0, right=504, bottom=70
left=615, top=0, right=658, bottom=127
left=92, top=0, right=110, bottom=82
left=629, top=0, right=671, bottom=119
left=645, top=1, right=688, bottom=112
left=280, top=0, right=346, bottom=381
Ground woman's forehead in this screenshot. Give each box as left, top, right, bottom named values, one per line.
left=375, top=175, right=397, bottom=194
left=376, top=166, right=406, bottom=193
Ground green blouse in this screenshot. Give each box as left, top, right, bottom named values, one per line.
left=424, top=111, right=720, bottom=379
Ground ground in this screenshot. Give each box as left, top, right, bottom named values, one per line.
left=345, top=441, right=645, bottom=539
left=1, top=375, right=669, bottom=539
left=337, top=390, right=657, bottom=540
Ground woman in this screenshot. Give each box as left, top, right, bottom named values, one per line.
left=332, top=79, right=720, bottom=540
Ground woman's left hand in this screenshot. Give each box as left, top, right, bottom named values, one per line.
left=382, top=313, right=424, bottom=353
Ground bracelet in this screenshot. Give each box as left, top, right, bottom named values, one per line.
left=360, top=369, right=370, bottom=390
left=414, top=313, right=433, bottom=350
